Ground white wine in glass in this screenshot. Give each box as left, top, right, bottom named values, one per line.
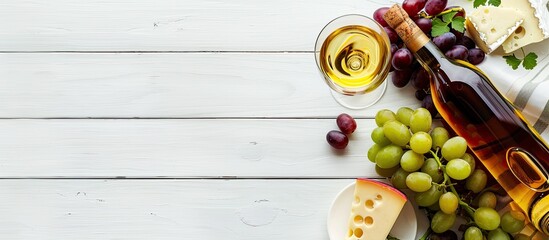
left=315, top=14, right=391, bottom=109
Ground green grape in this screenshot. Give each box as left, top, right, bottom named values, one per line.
left=431, top=211, right=456, bottom=233
left=500, top=210, right=526, bottom=234
left=400, top=150, right=425, bottom=172
left=441, top=136, right=468, bottom=160
left=513, top=234, right=530, bottom=240
left=478, top=191, right=497, bottom=208
left=405, top=172, right=432, bottom=192
left=446, top=158, right=472, bottom=180
left=367, top=144, right=383, bottom=163
left=375, top=109, right=397, bottom=127
left=391, top=168, right=410, bottom=189
left=375, top=145, right=403, bottom=169
left=474, top=207, right=501, bottom=231
left=371, top=127, right=391, bottom=146
left=421, top=158, right=444, bottom=183
left=396, top=107, right=414, bottom=127
left=410, top=108, right=432, bottom=133
left=439, top=192, right=459, bottom=214
left=415, top=185, right=443, bottom=207
left=375, top=165, right=400, bottom=178
left=487, top=228, right=511, bottom=240
left=431, top=127, right=449, bottom=150
left=410, top=132, right=433, bottom=154
left=461, top=152, right=476, bottom=170
left=383, top=120, right=412, bottom=147
left=466, top=169, right=488, bottom=193
left=464, top=226, right=483, bottom=240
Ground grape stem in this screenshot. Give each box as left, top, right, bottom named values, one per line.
left=419, top=7, right=464, bottom=19
left=429, top=150, right=476, bottom=218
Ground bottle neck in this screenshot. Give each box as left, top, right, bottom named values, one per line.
left=389, top=16, right=444, bottom=69
left=413, top=41, right=445, bottom=70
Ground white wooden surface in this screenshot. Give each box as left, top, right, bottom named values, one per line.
left=0, top=0, right=547, bottom=239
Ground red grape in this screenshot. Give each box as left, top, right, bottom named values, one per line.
left=411, top=68, right=431, bottom=90
left=444, top=6, right=465, bottom=18
left=422, top=94, right=437, bottom=117
left=326, top=130, right=349, bottom=149
left=392, top=68, right=414, bottom=88
left=384, top=27, right=399, bottom=44
left=390, top=44, right=399, bottom=72
left=467, top=48, right=485, bottom=65
left=445, top=45, right=469, bottom=61
left=336, top=113, right=357, bottom=134
left=403, top=0, right=427, bottom=17
left=415, top=89, right=427, bottom=101
left=456, top=36, right=475, bottom=49
left=415, top=18, right=432, bottom=36
left=392, top=48, right=414, bottom=70
left=373, top=7, right=390, bottom=27
left=425, top=0, right=448, bottom=15
left=433, top=32, right=456, bottom=52
left=390, top=44, right=399, bottom=55
left=451, top=28, right=464, bottom=42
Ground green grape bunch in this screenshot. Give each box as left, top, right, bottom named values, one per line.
left=369, top=107, right=528, bottom=240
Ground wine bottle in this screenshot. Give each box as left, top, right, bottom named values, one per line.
left=384, top=5, right=549, bottom=234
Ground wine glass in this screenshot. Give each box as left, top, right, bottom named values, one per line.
left=315, top=14, right=392, bottom=109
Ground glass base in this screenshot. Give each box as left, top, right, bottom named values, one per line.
left=330, top=81, right=388, bottom=110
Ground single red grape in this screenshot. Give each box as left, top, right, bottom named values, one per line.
left=384, top=27, right=399, bottom=44
left=425, top=0, right=448, bottom=16
left=336, top=113, right=357, bottom=134
left=445, top=45, right=469, bottom=61
left=392, top=68, right=414, bottom=88
left=392, top=48, right=414, bottom=70
left=326, top=130, right=349, bottom=149
left=456, top=36, right=475, bottom=49
left=415, top=89, right=427, bottom=101
left=373, top=7, right=390, bottom=27
left=467, top=48, right=485, bottom=65
left=433, top=32, right=456, bottom=52
left=451, top=28, right=464, bottom=42
left=411, top=68, right=431, bottom=90
left=415, top=18, right=432, bottom=36
left=422, top=94, right=437, bottom=117
left=403, top=0, right=427, bottom=17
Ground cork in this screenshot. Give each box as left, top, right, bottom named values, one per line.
left=383, top=4, right=409, bottom=29
left=383, top=4, right=429, bottom=52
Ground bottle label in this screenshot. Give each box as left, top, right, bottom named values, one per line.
left=384, top=5, right=430, bottom=52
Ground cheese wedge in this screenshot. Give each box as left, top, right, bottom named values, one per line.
left=345, top=178, right=407, bottom=240
left=466, top=6, right=524, bottom=53
left=500, top=0, right=549, bottom=53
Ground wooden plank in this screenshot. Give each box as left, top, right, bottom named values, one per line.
left=0, top=119, right=386, bottom=178
left=0, top=0, right=394, bottom=51
left=0, top=53, right=419, bottom=118
left=0, top=179, right=427, bottom=240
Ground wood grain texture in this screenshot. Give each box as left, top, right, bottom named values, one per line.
left=0, top=179, right=356, bottom=239
left=0, top=179, right=430, bottom=240
left=0, top=53, right=418, bottom=118
left=0, top=0, right=395, bottom=51
left=0, top=119, right=386, bottom=178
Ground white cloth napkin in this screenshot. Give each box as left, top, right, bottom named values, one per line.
left=480, top=37, right=549, bottom=139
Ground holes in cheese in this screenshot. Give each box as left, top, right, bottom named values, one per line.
left=345, top=178, right=407, bottom=240
left=500, top=0, right=549, bottom=53
left=466, top=6, right=524, bottom=54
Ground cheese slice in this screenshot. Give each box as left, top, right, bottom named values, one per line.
left=500, top=0, right=549, bottom=53
left=345, top=178, right=407, bottom=240
left=466, top=6, right=524, bottom=54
